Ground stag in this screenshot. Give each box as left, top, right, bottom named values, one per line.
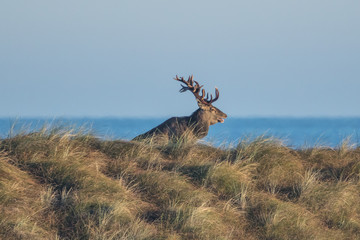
left=133, top=75, right=227, bottom=143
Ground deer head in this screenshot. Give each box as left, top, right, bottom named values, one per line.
left=174, top=75, right=227, bottom=125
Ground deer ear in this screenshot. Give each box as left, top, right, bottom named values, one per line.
left=196, top=99, right=210, bottom=110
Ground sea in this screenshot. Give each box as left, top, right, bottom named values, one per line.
left=0, top=117, right=360, bottom=148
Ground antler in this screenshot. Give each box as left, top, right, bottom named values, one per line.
left=174, top=75, right=219, bottom=105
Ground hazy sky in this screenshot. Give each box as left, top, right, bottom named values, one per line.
left=1, top=0, right=359, bottom=117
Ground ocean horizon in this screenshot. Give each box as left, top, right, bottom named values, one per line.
left=1, top=117, right=360, bottom=148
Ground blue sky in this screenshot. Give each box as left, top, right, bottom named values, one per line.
left=1, top=0, right=359, bottom=117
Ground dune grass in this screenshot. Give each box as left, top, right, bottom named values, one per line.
left=1, top=126, right=360, bottom=239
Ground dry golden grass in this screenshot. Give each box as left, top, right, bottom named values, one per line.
left=0, top=154, right=58, bottom=239
left=1, top=127, right=360, bottom=239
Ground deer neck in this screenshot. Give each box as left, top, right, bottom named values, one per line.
left=188, top=108, right=210, bottom=138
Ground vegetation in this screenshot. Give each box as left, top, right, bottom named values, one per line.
left=1, top=126, right=360, bottom=239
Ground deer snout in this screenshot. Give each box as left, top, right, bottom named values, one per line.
left=218, top=113, right=227, bottom=123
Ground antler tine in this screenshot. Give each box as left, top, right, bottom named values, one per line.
left=193, top=81, right=203, bottom=92
left=206, top=88, right=219, bottom=104
left=175, top=75, right=192, bottom=93
left=187, top=76, right=192, bottom=87
left=215, top=88, right=219, bottom=100
left=174, top=75, right=220, bottom=106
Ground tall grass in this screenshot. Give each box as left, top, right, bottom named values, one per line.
left=1, top=126, right=360, bottom=239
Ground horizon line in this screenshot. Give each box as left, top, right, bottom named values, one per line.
left=1, top=115, right=360, bottom=119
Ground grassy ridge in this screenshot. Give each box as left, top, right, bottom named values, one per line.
left=1, top=127, right=360, bottom=239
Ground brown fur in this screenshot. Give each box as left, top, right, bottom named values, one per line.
left=133, top=101, right=227, bottom=143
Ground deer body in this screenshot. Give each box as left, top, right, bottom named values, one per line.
left=133, top=76, right=227, bottom=143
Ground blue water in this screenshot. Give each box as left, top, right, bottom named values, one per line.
left=0, top=117, right=360, bottom=148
